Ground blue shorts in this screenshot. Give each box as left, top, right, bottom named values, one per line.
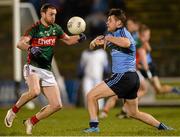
left=104, top=71, right=140, bottom=99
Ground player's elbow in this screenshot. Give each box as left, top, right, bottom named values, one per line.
left=123, top=40, right=131, bottom=48
left=17, top=39, right=25, bottom=49
left=16, top=41, right=22, bottom=49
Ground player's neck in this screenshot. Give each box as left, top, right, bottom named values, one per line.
left=40, top=18, right=49, bottom=28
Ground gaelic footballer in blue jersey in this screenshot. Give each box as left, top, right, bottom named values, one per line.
left=84, top=8, right=173, bottom=133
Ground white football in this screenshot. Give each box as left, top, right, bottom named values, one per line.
left=67, top=16, right=86, bottom=34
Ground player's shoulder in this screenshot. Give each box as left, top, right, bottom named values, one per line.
left=25, top=21, right=41, bottom=33
left=31, top=21, right=41, bottom=29
left=53, top=23, right=63, bottom=30
left=116, top=27, right=129, bottom=35
left=118, top=27, right=136, bottom=45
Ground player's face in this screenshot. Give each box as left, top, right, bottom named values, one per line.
left=42, top=8, right=57, bottom=25
left=127, top=20, right=138, bottom=33
left=140, top=29, right=151, bottom=42
left=106, top=15, right=122, bottom=32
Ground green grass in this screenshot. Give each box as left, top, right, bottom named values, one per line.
left=0, top=107, right=180, bottom=136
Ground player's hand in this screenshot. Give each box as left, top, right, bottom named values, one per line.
left=78, top=33, right=86, bottom=42
left=89, top=39, right=96, bottom=49
left=89, top=35, right=105, bottom=49
left=96, top=35, right=105, bottom=45
left=28, top=46, right=42, bottom=57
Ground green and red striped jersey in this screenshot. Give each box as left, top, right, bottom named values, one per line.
left=24, top=21, right=65, bottom=71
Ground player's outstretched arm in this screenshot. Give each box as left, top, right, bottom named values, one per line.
left=61, top=33, right=86, bottom=45
left=143, top=41, right=152, bottom=52
left=138, top=48, right=152, bottom=79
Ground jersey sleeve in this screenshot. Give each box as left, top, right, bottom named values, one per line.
left=55, top=24, right=66, bottom=39
left=136, top=38, right=142, bottom=49
left=117, top=29, right=127, bottom=38
left=118, top=28, right=136, bottom=46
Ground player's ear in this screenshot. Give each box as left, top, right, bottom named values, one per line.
left=41, top=12, right=45, bottom=17
left=116, top=20, right=122, bottom=28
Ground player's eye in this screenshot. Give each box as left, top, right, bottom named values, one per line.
left=50, top=13, right=56, bottom=16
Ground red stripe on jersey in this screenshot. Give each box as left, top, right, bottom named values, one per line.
left=58, top=33, right=66, bottom=39
left=27, top=52, right=31, bottom=64
left=136, top=52, right=140, bottom=65
left=31, top=36, right=57, bottom=47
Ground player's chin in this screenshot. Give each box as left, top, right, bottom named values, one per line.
left=49, top=20, right=55, bottom=24
left=107, top=28, right=112, bottom=32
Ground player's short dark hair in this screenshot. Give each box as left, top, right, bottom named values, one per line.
left=127, top=16, right=139, bottom=24
left=40, top=3, right=57, bottom=13
left=108, top=8, right=127, bottom=26
left=139, top=24, right=150, bottom=34
left=126, top=16, right=141, bottom=28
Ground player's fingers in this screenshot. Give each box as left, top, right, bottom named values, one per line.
left=103, top=40, right=107, bottom=50
left=89, top=41, right=96, bottom=49
left=96, top=35, right=105, bottom=40
left=95, top=39, right=104, bottom=45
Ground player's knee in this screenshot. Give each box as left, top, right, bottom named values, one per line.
left=87, top=92, right=93, bottom=100
left=27, top=90, right=40, bottom=99
left=156, top=88, right=162, bottom=94
left=29, top=87, right=40, bottom=97
left=87, top=92, right=97, bottom=101
left=127, top=110, right=138, bottom=118
left=52, top=103, right=63, bottom=111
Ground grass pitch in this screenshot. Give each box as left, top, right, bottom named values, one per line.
left=0, top=107, right=180, bottom=136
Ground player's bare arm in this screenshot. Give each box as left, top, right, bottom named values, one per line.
left=138, top=48, right=149, bottom=71
left=143, top=41, right=151, bottom=52
left=104, top=35, right=131, bottom=48
left=60, top=34, right=79, bottom=45
left=61, top=33, right=86, bottom=45
left=17, top=36, right=31, bottom=51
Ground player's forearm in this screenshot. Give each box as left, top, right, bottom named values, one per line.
left=62, top=35, right=79, bottom=45
left=105, top=36, right=130, bottom=48
left=68, top=35, right=80, bottom=45
left=138, top=48, right=149, bottom=70
left=143, top=42, right=151, bottom=52
left=17, top=41, right=30, bottom=51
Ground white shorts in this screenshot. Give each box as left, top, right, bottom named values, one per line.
left=23, top=64, right=57, bottom=87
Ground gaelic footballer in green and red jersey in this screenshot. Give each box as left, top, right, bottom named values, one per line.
left=24, top=21, right=66, bottom=70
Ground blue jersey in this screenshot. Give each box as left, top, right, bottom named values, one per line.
left=146, top=52, right=152, bottom=64
left=131, top=31, right=138, bottom=41
left=106, top=27, right=136, bottom=73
